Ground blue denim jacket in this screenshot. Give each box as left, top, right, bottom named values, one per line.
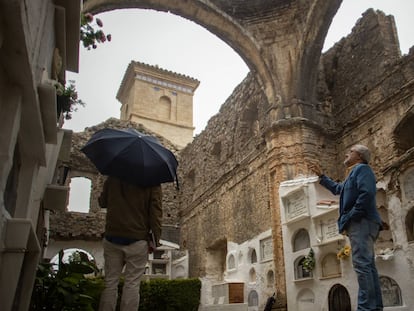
left=319, top=163, right=382, bottom=233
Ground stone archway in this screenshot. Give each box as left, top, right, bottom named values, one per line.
left=45, top=240, right=104, bottom=270
left=83, top=0, right=342, bottom=117
left=393, top=105, right=414, bottom=154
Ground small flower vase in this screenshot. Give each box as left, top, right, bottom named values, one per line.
left=56, top=95, right=71, bottom=119
left=303, top=248, right=315, bottom=272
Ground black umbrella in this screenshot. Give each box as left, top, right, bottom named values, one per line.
left=81, top=128, right=178, bottom=188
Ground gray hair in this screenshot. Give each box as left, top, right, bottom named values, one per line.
left=353, top=144, right=371, bottom=164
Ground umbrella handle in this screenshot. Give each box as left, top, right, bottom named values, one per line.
left=175, top=177, right=180, bottom=190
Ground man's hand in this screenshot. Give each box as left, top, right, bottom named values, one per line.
left=308, top=164, right=322, bottom=177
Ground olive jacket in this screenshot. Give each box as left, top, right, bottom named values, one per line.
left=99, top=176, right=162, bottom=245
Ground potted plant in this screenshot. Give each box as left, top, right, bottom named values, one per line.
left=55, top=80, right=86, bottom=120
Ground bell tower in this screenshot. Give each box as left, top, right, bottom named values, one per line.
left=117, top=61, right=200, bottom=149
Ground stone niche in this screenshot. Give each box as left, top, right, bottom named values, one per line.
left=402, top=167, right=414, bottom=202
left=312, top=205, right=342, bottom=245
left=282, top=187, right=310, bottom=224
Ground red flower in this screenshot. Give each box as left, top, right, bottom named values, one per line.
left=85, top=13, right=94, bottom=23
left=96, top=18, right=103, bottom=27
left=80, top=13, right=112, bottom=50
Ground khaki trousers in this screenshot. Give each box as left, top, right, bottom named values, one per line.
left=99, top=239, right=148, bottom=311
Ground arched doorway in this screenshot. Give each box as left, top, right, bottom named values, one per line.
left=50, top=248, right=96, bottom=270
left=328, top=284, right=351, bottom=311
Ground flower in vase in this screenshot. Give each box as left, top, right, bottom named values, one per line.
left=337, top=245, right=352, bottom=260
left=302, top=248, right=315, bottom=272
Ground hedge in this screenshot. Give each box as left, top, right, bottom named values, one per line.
left=138, top=278, right=201, bottom=311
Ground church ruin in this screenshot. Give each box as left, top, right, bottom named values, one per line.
left=48, top=7, right=414, bottom=310
left=1, top=1, right=414, bottom=310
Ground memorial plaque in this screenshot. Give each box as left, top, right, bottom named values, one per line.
left=403, top=170, right=414, bottom=201
left=260, top=237, right=273, bottom=261
left=322, top=217, right=340, bottom=241
left=283, top=189, right=308, bottom=221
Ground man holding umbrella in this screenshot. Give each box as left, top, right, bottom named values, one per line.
left=98, top=176, right=162, bottom=311
left=81, top=128, right=179, bottom=311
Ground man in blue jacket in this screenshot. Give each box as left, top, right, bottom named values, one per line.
left=313, top=144, right=383, bottom=310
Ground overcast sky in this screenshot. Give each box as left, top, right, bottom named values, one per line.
left=64, top=1, right=413, bottom=136
left=66, top=1, right=413, bottom=212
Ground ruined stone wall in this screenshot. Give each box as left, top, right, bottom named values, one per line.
left=177, top=10, right=414, bottom=307
left=322, top=9, right=401, bottom=121
left=179, top=74, right=273, bottom=276
left=320, top=9, right=414, bottom=180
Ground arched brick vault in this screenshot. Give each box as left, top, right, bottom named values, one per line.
left=84, top=0, right=342, bottom=111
